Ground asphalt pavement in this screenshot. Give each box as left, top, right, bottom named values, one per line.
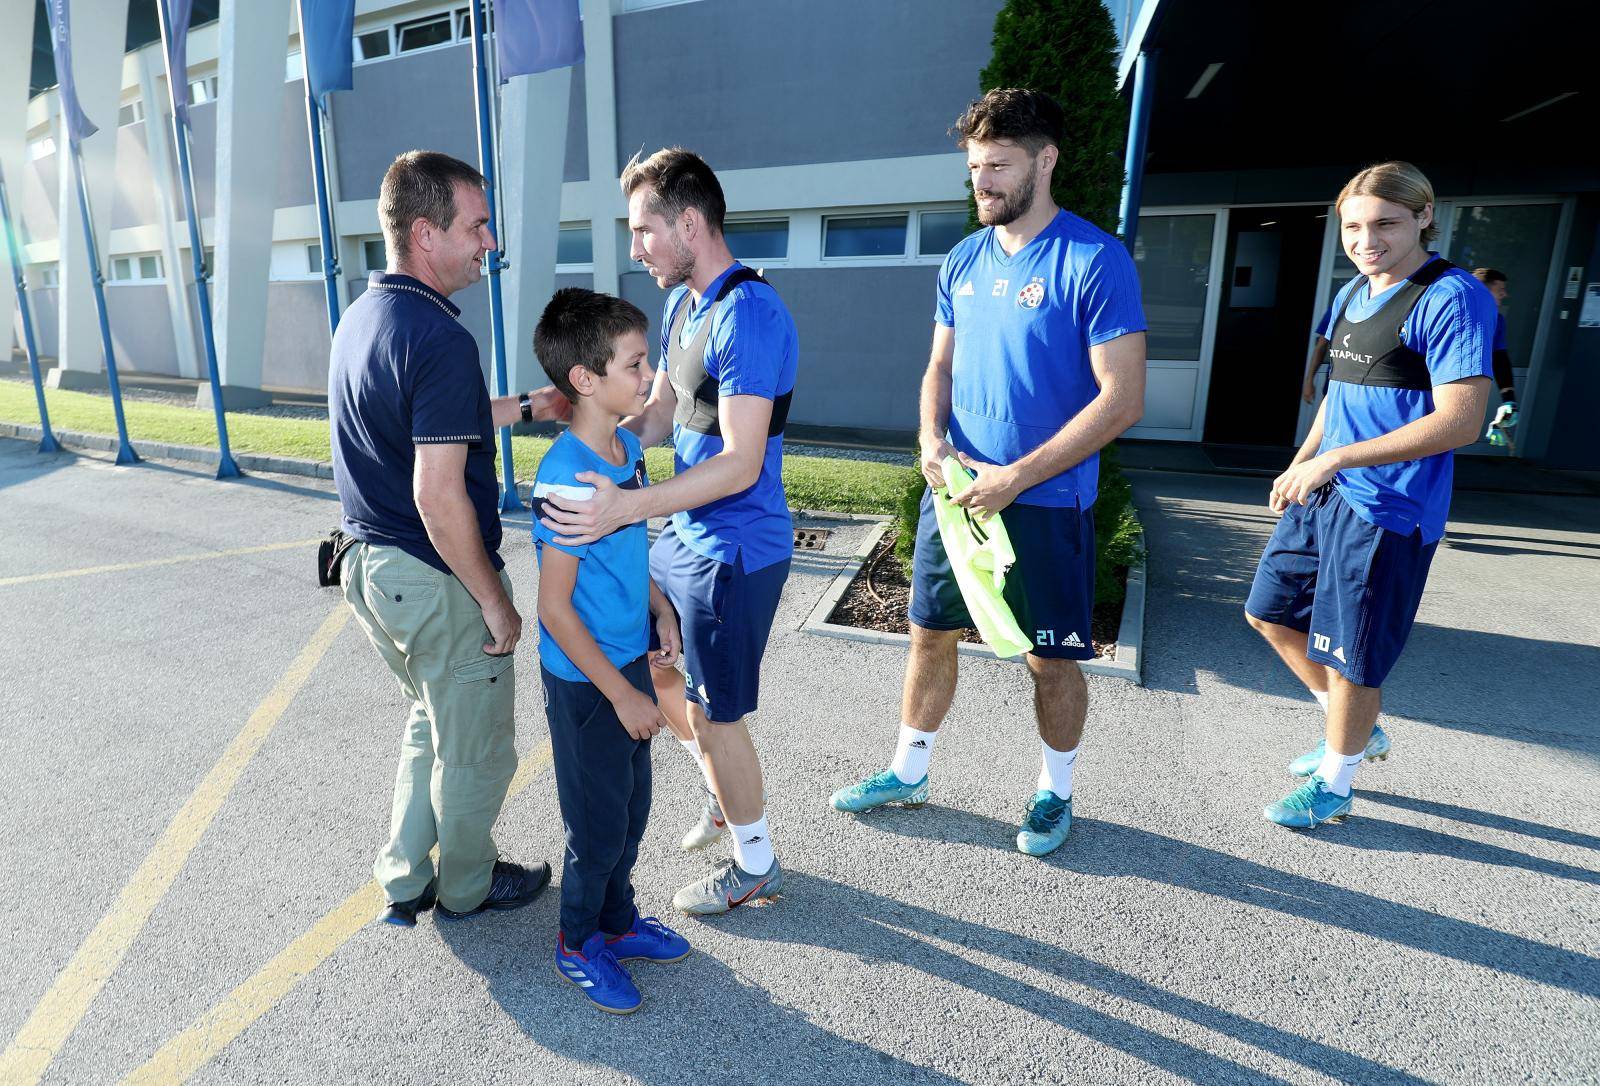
left=1, top=436, right=1595, bottom=1085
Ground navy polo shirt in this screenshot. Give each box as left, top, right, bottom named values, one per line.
left=330, top=272, right=503, bottom=574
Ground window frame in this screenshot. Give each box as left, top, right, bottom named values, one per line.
left=723, top=216, right=792, bottom=265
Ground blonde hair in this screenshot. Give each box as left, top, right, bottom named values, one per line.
left=1335, top=161, right=1438, bottom=246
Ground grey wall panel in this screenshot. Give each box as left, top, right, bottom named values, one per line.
left=188, top=100, right=217, bottom=220
left=111, top=123, right=160, bottom=230
left=565, top=62, right=587, bottom=183
left=29, top=287, right=60, bottom=356
left=106, top=284, right=179, bottom=374
left=262, top=282, right=334, bottom=389
left=618, top=264, right=935, bottom=431
left=21, top=153, right=59, bottom=246
left=277, top=82, right=316, bottom=210
left=613, top=0, right=1002, bottom=171
left=333, top=44, right=483, bottom=201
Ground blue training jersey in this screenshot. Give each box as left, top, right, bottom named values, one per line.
left=531, top=428, right=651, bottom=683
left=935, top=209, right=1146, bottom=508
left=1317, top=255, right=1497, bottom=543
left=661, top=263, right=799, bottom=573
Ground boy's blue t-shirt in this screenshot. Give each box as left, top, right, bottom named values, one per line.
left=530, top=428, right=651, bottom=683
left=935, top=209, right=1147, bottom=509
left=661, top=262, right=799, bottom=573
left=1316, top=255, right=1497, bottom=544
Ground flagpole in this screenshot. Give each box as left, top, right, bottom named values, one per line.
left=296, top=0, right=342, bottom=337
left=0, top=169, right=60, bottom=453
left=68, top=138, right=139, bottom=465
left=468, top=0, right=522, bottom=513
left=156, top=0, right=241, bottom=479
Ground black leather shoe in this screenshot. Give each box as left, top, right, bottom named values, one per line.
left=379, top=879, right=438, bottom=927
left=436, top=859, right=552, bottom=920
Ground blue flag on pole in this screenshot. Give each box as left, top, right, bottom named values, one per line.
left=163, top=0, right=195, bottom=126
left=300, top=0, right=356, bottom=106
left=46, top=0, right=98, bottom=144
left=495, top=0, right=584, bottom=79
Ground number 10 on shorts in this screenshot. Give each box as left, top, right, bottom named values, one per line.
left=1312, top=633, right=1331, bottom=652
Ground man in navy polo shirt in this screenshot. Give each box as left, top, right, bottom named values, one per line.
left=1247, top=161, right=1496, bottom=829
left=829, top=88, right=1147, bottom=858
left=538, top=148, right=798, bottom=915
left=330, top=151, right=568, bottom=925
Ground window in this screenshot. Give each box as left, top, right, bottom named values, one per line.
left=108, top=253, right=164, bottom=283
left=823, top=214, right=908, bottom=259
left=306, top=243, right=324, bottom=275
left=188, top=77, right=217, bottom=106
left=28, top=136, right=55, bottom=161
left=455, top=6, right=493, bottom=39
left=1131, top=214, right=1214, bottom=361
left=397, top=12, right=454, bottom=53
left=286, top=50, right=304, bottom=82
left=355, top=29, right=392, bottom=61
left=556, top=226, right=593, bottom=266
left=362, top=238, right=386, bottom=272
left=117, top=100, right=146, bottom=127
left=726, top=219, right=788, bottom=261
left=34, top=264, right=60, bottom=288
left=918, top=211, right=969, bottom=257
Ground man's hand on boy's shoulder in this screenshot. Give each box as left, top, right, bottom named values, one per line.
left=614, top=687, right=666, bottom=742
left=541, top=471, right=642, bottom=546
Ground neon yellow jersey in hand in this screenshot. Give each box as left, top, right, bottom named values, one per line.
left=930, top=456, right=1033, bottom=659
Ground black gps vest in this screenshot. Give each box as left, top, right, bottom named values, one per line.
left=1324, top=258, right=1455, bottom=390
left=665, top=267, right=792, bottom=438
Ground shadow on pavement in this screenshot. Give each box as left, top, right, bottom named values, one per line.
left=0, top=438, right=78, bottom=492
left=1133, top=481, right=1600, bottom=758
left=720, top=871, right=1426, bottom=1086
left=1360, top=790, right=1600, bottom=853
left=864, top=805, right=1600, bottom=1002
left=437, top=894, right=970, bottom=1086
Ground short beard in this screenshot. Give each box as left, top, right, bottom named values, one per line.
left=976, top=172, right=1038, bottom=227
left=657, top=233, right=696, bottom=289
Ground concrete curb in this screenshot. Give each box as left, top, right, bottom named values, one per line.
left=799, top=521, right=1147, bottom=685
left=0, top=423, right=338, bottom=480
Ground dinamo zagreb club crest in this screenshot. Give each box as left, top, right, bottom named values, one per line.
left=1016, top=279, right=1045, bottom=309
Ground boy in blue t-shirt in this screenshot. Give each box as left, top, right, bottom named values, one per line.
left=530, top=289, right=691, bottom=1014
left=1246, top=162, right=1496, bottom=830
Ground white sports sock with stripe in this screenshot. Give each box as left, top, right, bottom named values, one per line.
left=730, top=815, right=774, bottom=876
left=1038, top=740, right=1079, bottom=800
left=1314, top=747, right=1363, bottom=796
left=889, top=724, right=936, bottom=784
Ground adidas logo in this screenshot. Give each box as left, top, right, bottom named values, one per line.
left=910, top=739, right=929, bottom=749
left=743, top=835, right=765, bottom=845
left=1332, top=646, right=1347, bottom=663
left=1062, top=631, right=1084, bottom=648
left=955, top=281, right=975, bottom=297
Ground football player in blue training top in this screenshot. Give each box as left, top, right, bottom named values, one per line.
left=829, top=87, right=1148, bottom=858
left=1246, top=161, right=1497, bottom=829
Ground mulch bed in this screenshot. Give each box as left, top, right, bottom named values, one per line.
left=828, top=529, right=1123, bottom=659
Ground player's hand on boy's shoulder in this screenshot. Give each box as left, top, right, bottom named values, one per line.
left=615, top=687, right=665, bottom=742
left=541, top=471, right=640, bottom=546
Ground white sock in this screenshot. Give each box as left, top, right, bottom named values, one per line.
left=730, top=815, right=774, bottom=875
left=1037, top=740, right=1079, bottom=800
left=889, top=724, right=936, bottom=784
left=1314, top=746, right=1363, bottom=796
left=679, top=737, right=717, bottom=792
left=1312, top=689, right=1330, bottom=712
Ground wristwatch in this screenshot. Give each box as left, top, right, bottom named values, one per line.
left=519, top=391, right=532, bottom=424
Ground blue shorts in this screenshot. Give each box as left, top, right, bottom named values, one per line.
left=649, top=526, right=790, bottom=723
left=1246, top=484, right=1438, bottom=688
left=909, top=489, right=1096, bottom=660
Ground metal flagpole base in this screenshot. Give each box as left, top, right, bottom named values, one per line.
left=215, top=454, right=243, bottom=479
left=499, top=486, right=525, bottom=513
left=115, top=441, right=142, bottom=465
left=38, top=431, right=62, bottom=454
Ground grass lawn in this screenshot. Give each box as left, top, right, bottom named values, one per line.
left=0, top=378, right=916, bottom=515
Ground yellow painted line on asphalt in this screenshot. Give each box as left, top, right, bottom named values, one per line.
left=120, top=740, right=557, bottom=1086
left=0, top=607, right=350, bottom=1086
left=0, top=539, right=321, bottom=588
